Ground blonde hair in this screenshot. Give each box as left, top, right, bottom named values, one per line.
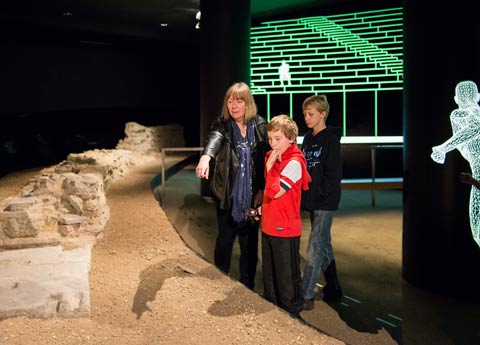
left=221, top=82, right=258, bottom=122
left=267, top=114, right=298, bottom=141
left=302, top=94, right=330, bottom=119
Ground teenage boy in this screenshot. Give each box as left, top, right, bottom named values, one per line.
left=301, top=95, right=343, bottom=311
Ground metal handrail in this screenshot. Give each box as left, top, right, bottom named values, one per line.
left=160, top=144, right=403, bottom=207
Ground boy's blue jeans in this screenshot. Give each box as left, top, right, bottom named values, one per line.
left=301, top=210, right=336, bottom=300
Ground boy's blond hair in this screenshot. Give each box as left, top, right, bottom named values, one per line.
left=267, top=114, right=298, bottom=141
left=302, top=95, right=330, bottom=119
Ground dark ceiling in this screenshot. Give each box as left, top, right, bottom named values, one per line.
left=0, top=0, right=400, bottom=45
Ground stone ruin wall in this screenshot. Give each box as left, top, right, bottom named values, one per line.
left=116, top=121, right=185, bottom=154
left=0, top=122, right=185, bottom=318
left=0, top=121, right=185, bottom=252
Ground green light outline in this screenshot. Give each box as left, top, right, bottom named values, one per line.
left=250, top=7, right=403, bottom=139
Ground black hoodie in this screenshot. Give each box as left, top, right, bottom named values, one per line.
left=300, top=126, right=342, bottom=212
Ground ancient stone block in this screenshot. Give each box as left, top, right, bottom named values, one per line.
left=58, top=214, right=87, bottom=225
left=5, top=196, right=42, bottom=211
left=65, top=195, right=84, bottom=215
left=0, top=211, right=43, bottom=238
left=58, top=224, right=82, bottom=237
left=1, top=232, right=61, bottom=249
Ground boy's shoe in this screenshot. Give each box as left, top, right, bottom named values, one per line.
left=322, top=284, right=343, bottom=301
left=323, top=260, right=343, bottom=301
left=303, top=298, right=314, bottom=310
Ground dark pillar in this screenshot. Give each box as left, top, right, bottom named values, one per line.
left=199, top=0, right=251, bottom=194
left=403, top=0, right=480, bottom=297
left=199, top=0, right=251, bottom=145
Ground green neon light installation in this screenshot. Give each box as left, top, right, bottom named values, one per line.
left=431, top=80, right=480, bottom=248
left=296, top=135, right=403, bottom=145
left=251, top=7, right=403, bottom=142
left=374, top=90, right=378, bottom=136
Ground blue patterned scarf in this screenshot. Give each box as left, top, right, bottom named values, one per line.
left=231, top=119, right=254, bottom=223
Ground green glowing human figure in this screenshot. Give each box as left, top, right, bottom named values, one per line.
left=431, top=80, right=480, bottom=248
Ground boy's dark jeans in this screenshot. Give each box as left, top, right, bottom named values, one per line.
left=262, top=233, right=304, bottom=315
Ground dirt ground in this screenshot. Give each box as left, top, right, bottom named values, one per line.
left=0, top=160, right=343, bottom=345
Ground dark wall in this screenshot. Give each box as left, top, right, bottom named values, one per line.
left=403, top=0, right=480, bottom=297
left=0, top=28, right=200, bottom=176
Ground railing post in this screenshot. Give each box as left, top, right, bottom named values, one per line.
left=371, top=146, right=377, bottom=207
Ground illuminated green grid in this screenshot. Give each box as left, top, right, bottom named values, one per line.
left=250, top=7, right=403, bottom=137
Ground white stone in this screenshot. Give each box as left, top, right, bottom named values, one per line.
left=0, top=245, right=91, bottom=318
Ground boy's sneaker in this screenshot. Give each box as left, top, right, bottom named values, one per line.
left=303, top=298, right=314, bottom=310
left=322, top=285, right=343, bottom=301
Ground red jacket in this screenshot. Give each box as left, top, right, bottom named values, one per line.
left=261, top=144, right=311, bottom=238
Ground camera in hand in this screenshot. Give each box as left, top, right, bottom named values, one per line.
left=245, top=208, right=259, bottom=222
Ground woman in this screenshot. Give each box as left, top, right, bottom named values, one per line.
left=196, top=82, right=269, bottom=289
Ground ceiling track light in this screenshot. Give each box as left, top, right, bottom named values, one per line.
left=195, top=10, right=201, bottom=29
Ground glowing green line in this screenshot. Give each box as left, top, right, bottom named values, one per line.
left=376, top=318, right=397, bottom=328
left=388, top=313, right=403, bottom=321
left=343, top=92, right=347, bottom=137
left=374, top=90, right=378, bottom=136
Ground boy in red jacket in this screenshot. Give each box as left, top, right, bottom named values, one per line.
left=258, top=114, right=311, bottom=318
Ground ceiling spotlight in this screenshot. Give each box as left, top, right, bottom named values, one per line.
left=161, top=23, right=168, bottom=27
left=195, top=10, right=201, bottom=29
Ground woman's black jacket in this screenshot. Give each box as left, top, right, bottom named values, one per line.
left=202, top=115, right=269, bottom=210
